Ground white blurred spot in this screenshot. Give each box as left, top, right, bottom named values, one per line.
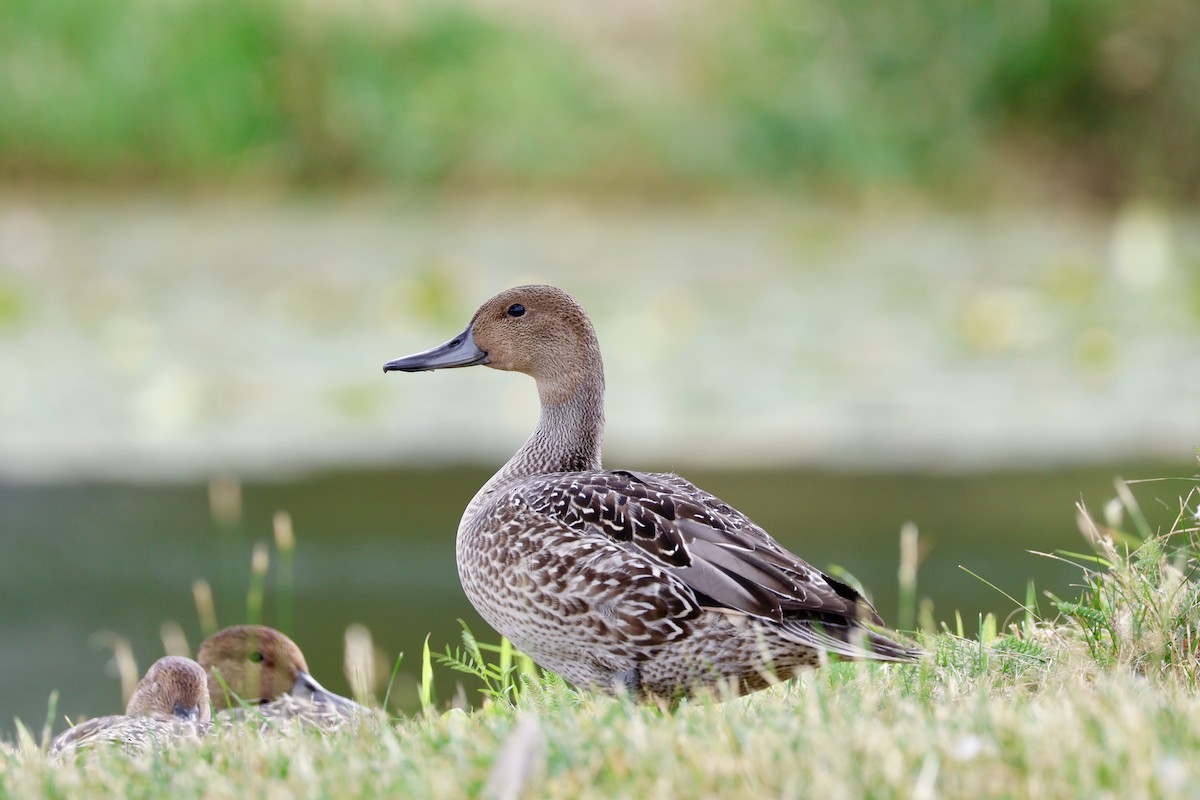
left=1103, top=497, right=1124, bottom=530
left=1110, top=203, right=1172, bottom=288
left=1157, top=756, right=1187, bottom=791
left=951, top=734, right=983, bottom=762
left=135, top=368, right=204, bottom=437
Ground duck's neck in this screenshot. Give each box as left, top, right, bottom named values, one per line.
left=466, top=358, right=605, bottom=517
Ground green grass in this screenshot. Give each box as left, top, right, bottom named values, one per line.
left=2, top=479, right=1199, bottom=797
left=1, top=0, right=1198, bottom=201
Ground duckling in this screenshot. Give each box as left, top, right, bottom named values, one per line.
left=49, top=656, right=210, bottom=760
left=385, top=285, right=921, bottom=699
left=197, top=625, right=362, bottom=729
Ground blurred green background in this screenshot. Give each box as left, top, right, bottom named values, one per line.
left=2, top=0, right=1199, bottom=200
left=1, top=0, right=1198, bottom=737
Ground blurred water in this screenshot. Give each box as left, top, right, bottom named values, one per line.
left=0, top=463, right=1192, bottom=738
left=0, top=194, right=1197, bottom=481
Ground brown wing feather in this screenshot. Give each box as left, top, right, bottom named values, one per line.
left=518, top=469, right=881, bottom=627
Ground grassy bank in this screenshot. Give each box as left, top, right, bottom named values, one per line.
left=1, top=479, right=1198, bottom=797
left=5, top=665, right=1200, bottom=798
left=2, top=0, right=1198, bottom=202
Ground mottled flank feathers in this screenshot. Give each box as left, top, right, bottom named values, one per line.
left=386, top=285, right=921, bottom=700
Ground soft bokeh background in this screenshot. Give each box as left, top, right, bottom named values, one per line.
left=1, top=0, right=1198, bottom=735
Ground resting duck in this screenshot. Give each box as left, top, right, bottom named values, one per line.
left=197, top=625, right=362, bottom=729
left=49, top=656, right=210, bottom=760
left=384, top=285, right=920, bottom=699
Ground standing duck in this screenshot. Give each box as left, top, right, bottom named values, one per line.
left=197, top=625, right=362, bottom=728
left=384, top=285, right=920, bottom=699
left=49, top=656, right=210, bottom=760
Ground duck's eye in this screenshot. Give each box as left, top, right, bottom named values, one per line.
left=507, top=303, right=526, bottom=318
left=249, top=651, right=264, bottom=663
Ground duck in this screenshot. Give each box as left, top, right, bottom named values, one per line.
left=49, top=655, right=210, bottom=760
left=197, top=625, right=362, bottom=729
left=384, top=284, right=921, bottom=699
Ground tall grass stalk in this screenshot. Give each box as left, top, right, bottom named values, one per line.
left=343, top=624, right=377, bottom=706
left=245, top=543, right=270, bottom=626
left=272, top=511, right=295, bottom=635
left=191, top=579, right=218, bottom=637
left=419, top=635, right=436, bottom=717
left=381, top=653, right=405, bottom=714
left=897, top=521, right=920, bottom=631
left=158, top=622, right=190, bottom=659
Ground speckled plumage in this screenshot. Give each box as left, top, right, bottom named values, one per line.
left=214, top=694, right=360, bottom=734
left=49, top=656, right=211, bottom=761
left=386, top=285, right=921, bottom=699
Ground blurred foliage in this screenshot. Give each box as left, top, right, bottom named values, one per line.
left=680, top=0, right=1200, bottom=200
left=0, top=0, right=1197, bottom=202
